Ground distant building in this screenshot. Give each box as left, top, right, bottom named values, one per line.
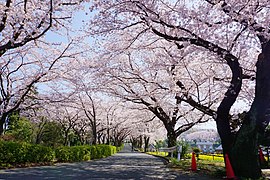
left=215, top=145, right=223, bottom=153
left=196, top=141, right=214, bottom=153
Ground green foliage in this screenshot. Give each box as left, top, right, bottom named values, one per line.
left=154, top=140, right=167, bottom=149
left=89, top=145, right=116, bottom=159
left=55, top=146, right=91, bottom=162
left=55, top=145, right=117, bottom=162
left=0, top=141, right=55, bottom=165
left=39, top=121, right=65, bottom=147
left=88, top=145, right=97, bottom=159
left=96, top=144, right=117, bottom=157
left=67, top=132, right=82, bottom=146
left=26, top=144, right=55, bottom=163
left=193, top=147, right=201, bottom=154
left=116, top=144, right=124, bottom=152
left=176, top=140, right=190, bottom=158
left=0, top=139, right=117, bottom=167
left=6, top=114, right=34, bottom=143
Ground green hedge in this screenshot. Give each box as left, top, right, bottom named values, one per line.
left=55, top=145, right=91, bottom=162
left=95, top=144, right=117, bottom=158
left=116, top=144, right=124, bottom=152
left=0, top=141, right=55, bottom=164
left=0, top=141, right=118, bottom=165
left=55, top=145, right=116, bottom=162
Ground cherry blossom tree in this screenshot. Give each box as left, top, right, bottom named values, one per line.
left=78, top=92, right=107, bottom=145
left=54, top=59, right=133, bottom=146
left=128, top=109, right=165, bottom=152
left=89, top=0, right=270, bottom=178
left=105, top=103, right=160, bottom=147
left=53, top=105, right=81, bottom=146
left=0, top=0, right=89, bottom=57
left=0, top=0, right=90, bottom=135
left=94, top=48, right=211, bottom=148
left=0, top=41, right=77, bottom=135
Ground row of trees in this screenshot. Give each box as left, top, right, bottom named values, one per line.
left=1, top=0, right=270, bottom=178
left=0, top=0, right=89, bottom=134
left=0, top=0, right=165, bottom=151
left=87, top=0, right=270, bottom=179
left=4, top=85, right=166, bottom=150
left=4, top=112, right=122, bottom=148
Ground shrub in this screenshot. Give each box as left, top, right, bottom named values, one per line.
left=24, top=144, right=55, bottom=163
left=116, top=144, right=124, bottom=152
left=88, top=145, right=97, bottom=159
left=0, top=141, right=24, bottom=163
left=39, top=121, right=65, bottom=147
left=55, top=146, right=70, bottom=162
left=86, top=145, right=116, bottom=160
left=55, top=145, right=92, bottom=162
left=70, top=146, right=91, bottom=162
left=55, top=145, right=117, bottom=162
left=193, top=147, right=201, bottom=153
left=0, top=141, right=54, bottom=164
left=176, top=140, right=190, bottom=159
left=96, top=145, right=116, bottom=157
left=193, top=147, right=201, bottom=158
left=5, top=115, right=34, bottom=143
left=0, top=141, right=117, bottom=165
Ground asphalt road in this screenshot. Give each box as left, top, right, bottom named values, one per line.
left=0, top=144, right=216, bottom=180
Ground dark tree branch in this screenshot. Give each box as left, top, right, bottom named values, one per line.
left=0, top=0, right=12, bottom=33
left=0, top=0, right=53, bottom=57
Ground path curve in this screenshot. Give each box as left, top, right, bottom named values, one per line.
left=0, top=144, right=217, bottom=179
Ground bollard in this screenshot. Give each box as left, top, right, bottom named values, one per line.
left=177, top=151, right=181, bottom=161
left=177, top=145, right=182, bottom=161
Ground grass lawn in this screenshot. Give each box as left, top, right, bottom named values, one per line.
left=147, top=152, right=270, bottom=179
left=147, top=151, right=168, bottom=157
left=147, top=152, right=226, bottom=178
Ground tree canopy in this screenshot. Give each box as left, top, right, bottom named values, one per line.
left=1, top=0, right=270, bottom=178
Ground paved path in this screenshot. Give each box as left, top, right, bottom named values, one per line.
left=0, top=144, right=216, bottom=179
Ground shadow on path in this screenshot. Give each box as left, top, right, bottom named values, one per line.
left=0, top=144, right=217, bottom=179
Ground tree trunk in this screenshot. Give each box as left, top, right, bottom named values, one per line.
left=138, top=135, right=143, bottom=149
left=35, top=131, right=43, bottom=144
left=107, top=127, right=110, bottom=144
left=78, top=135, right=83, bottom=145
left=224, top=41, right=270, bottom=178
left=35, top=120, right=46, bottom=144
left=167, top=128, right=177, bottom=147
left=130, top=136, right=137, bottom=151
left=64, top=130, right=69, bottom=146
left=92, top=127, right=97, bottom=145
left=144, top=136, right=150, bottom=152
left=230, top=114, right=261, bottom=179
left=0, top=119, right=4, bottom=136
left=0, top=113, right=8, bottom=135
left=167, top=129, right=177, bottom=157
left=97, top=133, right=103, bottom=144
left=102, top=134, right=106, bottom=144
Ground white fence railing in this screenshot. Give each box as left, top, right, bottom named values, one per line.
left=158, top=146, right=182, bottom=160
